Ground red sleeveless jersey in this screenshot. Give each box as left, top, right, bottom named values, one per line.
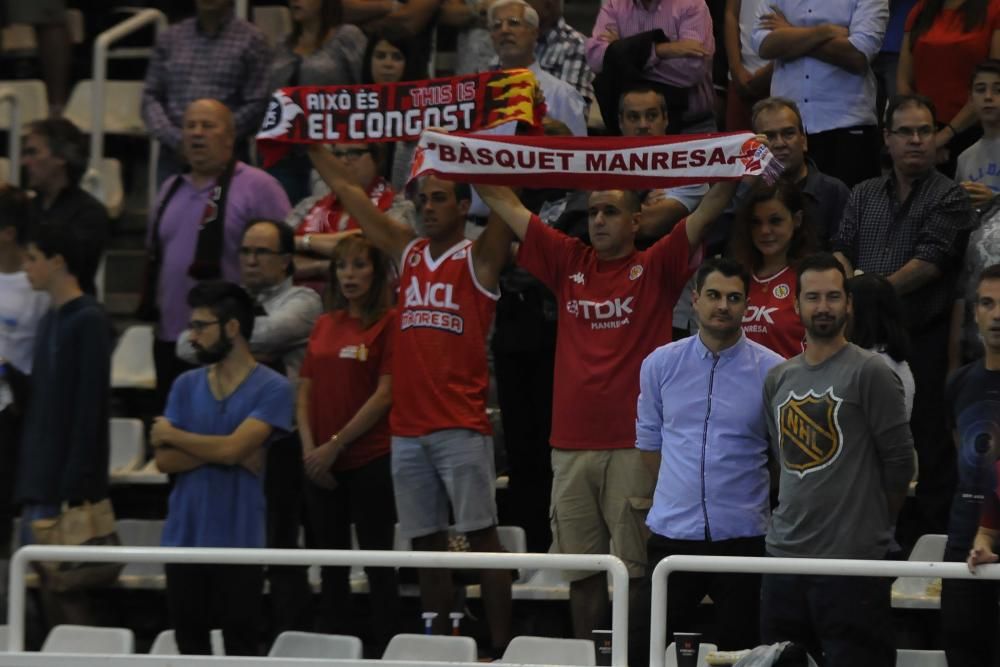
left=391, top=238, right=498, bottom=436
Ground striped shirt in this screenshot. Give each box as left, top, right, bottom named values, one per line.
left=536, top=18, right=595, bottom=106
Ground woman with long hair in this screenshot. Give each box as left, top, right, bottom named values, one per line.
left=728, top=181, right=818, bottom=358
left=847, top=273, right=916, bottom=419
left=361, top=25, right=427, bottom=191
left=266, top=0, right=368, bottom=201
left=897, top=0, right=1000, bottom=175
left=297, top=235, right=399, bottom=647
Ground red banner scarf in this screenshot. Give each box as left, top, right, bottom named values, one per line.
left=408, top=131, right=783, bottom=189
left=256, top=70, right=544, bottom=167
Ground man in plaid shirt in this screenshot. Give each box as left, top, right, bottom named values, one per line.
left=526, top=0, right=594, bottom=111
left=141, top=0, right=272, bottom=185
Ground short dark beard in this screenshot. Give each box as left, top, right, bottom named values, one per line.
left=194, top=331, right=233, bottom=365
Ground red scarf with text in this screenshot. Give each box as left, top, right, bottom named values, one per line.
left=408, top=131, right=782, bottom=189
left=256, top=70, right=544, bottom=167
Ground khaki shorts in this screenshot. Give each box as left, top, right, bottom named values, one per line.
left=550, top=448, right=655, bottom=581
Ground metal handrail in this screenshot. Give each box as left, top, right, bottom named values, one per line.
left=9, top=545, right=631, bottom=665
left=86, top=8, right=167, bottom=203
left=0, top=88, right=20, bottom=185
left=649, top=554, right=1000, bottom=667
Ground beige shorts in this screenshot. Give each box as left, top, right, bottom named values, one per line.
left=550, top=448, right=655, bottom=581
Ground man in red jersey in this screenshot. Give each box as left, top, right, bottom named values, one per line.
left=476, top=179, right=739, bottom=647
left=307, top=145, right=514, bottom=656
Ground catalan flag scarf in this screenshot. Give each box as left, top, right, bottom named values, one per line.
left=256, top=69, right=544, bottom=167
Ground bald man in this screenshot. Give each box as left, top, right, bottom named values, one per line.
left=144, top=98, right=291, bottom=408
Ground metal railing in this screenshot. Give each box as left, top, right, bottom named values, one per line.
left=0, top=88, right=20, bottom=185
left=8, top=545, right=631, bottom=666
left=649, top=554, right=1000, bottom=667
left=86, top=9, right=167, bottom=207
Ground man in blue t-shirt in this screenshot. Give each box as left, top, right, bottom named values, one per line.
left=942, top=264, right=1000, bottom=667
left=151, top=281, right=293, bottom=656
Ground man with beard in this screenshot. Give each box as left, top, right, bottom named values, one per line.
left=832, top=95, right=974, bottom=538
left=151, top=280, right=293, bottom=656
left=761, top=253, right=914, bottom=666
left=637, top=257, right=783, bottom=650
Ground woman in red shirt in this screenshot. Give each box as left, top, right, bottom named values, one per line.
left=728, top=181, right=818, bottom=359
left=898, top=0, right=1000, bottom=174
left=298, top=235, right=399, bottom=646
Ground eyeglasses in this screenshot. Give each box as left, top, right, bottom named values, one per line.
left=888, top=125, right=935, bottom=140
left=187, top=319, right=219, bottom=333
left=490, top=17, right=527, bottom=31
left=331, top=148, right=370, bottom=160
left=238, top=246, right=286, bottom=258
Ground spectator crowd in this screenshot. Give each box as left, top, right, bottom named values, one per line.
left=1, top=0, right=1000, bottom=664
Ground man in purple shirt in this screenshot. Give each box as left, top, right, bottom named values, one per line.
left=637, top=257, right=783, bottom=656
left=586, top=0, right=715, bottom=135
left=141, top=0, right=271, bottom=185
left=146, top=99, right=290, bottom=409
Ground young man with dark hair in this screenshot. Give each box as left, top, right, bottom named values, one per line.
left=21, top=118, right=109, bottom=296
left=17, top=221, right=112, bottom=626
left=151, top=280, right=293, bottom=656
left=833, top=94, right=975, bottom=538
left=761, top=252, right=915, bottom=666
left=638, top=256, right=783, bottom=652
left=942, top=264, right=1000, bottom=667
left=956, top=60, right=1000, bottom=212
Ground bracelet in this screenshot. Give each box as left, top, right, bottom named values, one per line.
left=302, top=234, right=312, bottom=252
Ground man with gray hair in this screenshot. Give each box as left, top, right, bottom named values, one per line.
left=750, top=97, right=849, bottom=247
left=489, top=0, right=587, bottom=136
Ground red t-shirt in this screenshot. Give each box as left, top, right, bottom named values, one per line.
left=741, top=267, right=805, bottom=360
left=294, top=177, right=396, bottom=235
left=300, top=309, right=395, bottom=471
left=390, top=238, right=497, bottom=437
left=906, top=0, right=1000, bottom=123
left=517, top=215, right=700, bottom=450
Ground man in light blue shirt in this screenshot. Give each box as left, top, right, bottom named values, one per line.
left=637, top=257, right=784, bottom=650
left=751, top=0, right=888, bottom=188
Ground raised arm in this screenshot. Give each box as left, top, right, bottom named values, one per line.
left=308, top=145, right=416, bottom=261
left=684, top=180, right=739, bottom=250
left=473, top=184, right=533, bottom=240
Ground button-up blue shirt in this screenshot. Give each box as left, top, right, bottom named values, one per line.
left=751, top=0, right=888, bottom=134
left=636, top=333, right=784, bottom=541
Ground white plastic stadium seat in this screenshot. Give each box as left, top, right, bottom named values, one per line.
left=111, top=325, right=156, bottom=390
left=0, top=80, right=49, bottom=129
left=891, top=533, right=947, bottom=610
left=116, top=519, right=165, bottom=588
left=80, top=157, right=124, bottom=218
left=0, top=625, right=7, bottom=651
left=665, top=641, right=717, bottom=667
left=896, top=649, right=948, bottom=667
left=149, top=628, right=224, bottom=655
left=382, top=634, right=478, bottom=662
left=41, top=625, right=135, bottom=654
left=110, top=418, right=145, bottom=473
left=500, top=636, right=596, bottom=665
left=63, top=80, right=147, bottom=136
left=268, top=631, right=363, bottom=659
left=252, top=6, right=291, bottom=48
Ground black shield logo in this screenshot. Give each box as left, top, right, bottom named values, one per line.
left=777, top=388, right=844, bottom=477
